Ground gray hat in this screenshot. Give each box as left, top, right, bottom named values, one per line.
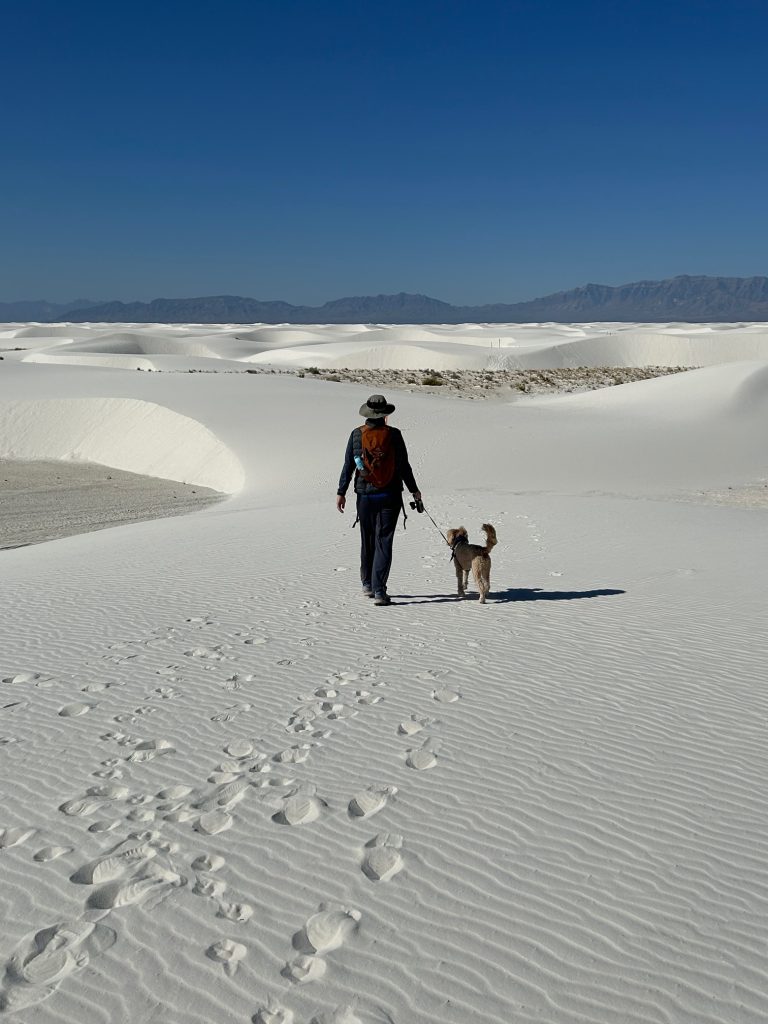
left=359, top=394, right=395, bottom=418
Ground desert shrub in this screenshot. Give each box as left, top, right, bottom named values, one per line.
left=421, top=375, right=444, bottom=386
left=305, top=366, right=320, bottom=374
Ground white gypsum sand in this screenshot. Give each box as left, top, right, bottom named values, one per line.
left=0, top=460, right=223, bottom=549
left=0, top=322, right=766, bottom=1023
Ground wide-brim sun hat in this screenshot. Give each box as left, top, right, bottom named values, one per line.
left=359, top=394, right=396, bottom=418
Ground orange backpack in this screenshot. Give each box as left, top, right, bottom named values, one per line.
left=358, top=423, right=396, bottom=489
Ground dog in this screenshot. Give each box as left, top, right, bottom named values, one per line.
left=445, top=524, right=497, bottom=603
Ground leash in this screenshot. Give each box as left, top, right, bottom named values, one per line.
left=420, top=504, right=462, bottom=563
left=422, top=505, right=448, bottom=544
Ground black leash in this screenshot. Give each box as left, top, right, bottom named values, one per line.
left=419, top=504, right=462, bottom=563
left=422, top=505, right=448, bottom=544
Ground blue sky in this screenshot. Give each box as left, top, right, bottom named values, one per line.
left=3, top=0, right=767, bottom=305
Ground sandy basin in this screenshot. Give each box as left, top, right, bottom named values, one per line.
left=0, top=459, right=223, bottom=549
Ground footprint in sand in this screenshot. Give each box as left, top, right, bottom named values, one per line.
left=272, top=785, right=326, bottom=827
left=405, top=740, right=441, bottom=771
left=211, top=703, right=252, bottom=723
left=58, top=702, right=97, bottom=718
left=34, top=846, right=73, bottom=863
left=193, top=876, right=227, bottom=899
left=282, top=954, right=326, bottom=984
left=92, top=765, right=124, bottom=781
left=191, top=852, right=225, bottom=872
left=86, top=782, right=130, bottom=802
left=196, top=778, right=251, bottom=814
left=312, top=686, right=338, bottom=699
left=223, top=672, right=253, bottom=691
left=254, top=1001, right=294, bottom=1023
left=285, top=706, right=320, bottom=731
left=361, top=833, right=404, bottom=882
left=293, top=904, right=361, bottom=956
left=207, top=769, right=244, bottom=786
left=113, top=712, right=140, bottom=725
left=0, top=920, right=116, bottom=1013
left=88, top=819, right=121, bottom=834
left=59, top=797, right=103, bottom=818
left=158, top=784, right=194, bottom=802
left=125, top=739, right=176, bottom=762
left=224, top=739, right=254, bottom=758
left=150, top=687, right=181, bottom=700
left=101, top=731, right=136, bottom=747
left=354, top=690, right=383, bottom=706
left=132, top=705, right=158, bottom=717
left=86, top=863, right=185, bottom=910
left=71, top=836, right=159, bottom=885
left=327, top=670, right=363, bottom=685
left=218, top=901, right=253, bottom=923
left=184, top=646, right=229, bottom=661
left=125, top=807, right=156, bottom=824
left=397, top=715, right=433, bottom=736
left=0, top=827, right=36, bottom=850
left=274, top=744, right=313, bottom=764
left=2, top=672, right=55, bottom=688
left=207, top=939, right=247, bottom=977
left=347, top=785, right=397, bottom=820
left=284, top=720, right=318, bottom=736
left=323, top=703, right=358, bottom=721
left=431, top=687, right=460, bottom=703
left=195, top=810, right=234, bottom=835
left=309, top=1006, right=362, bottom=1024
left=81, top=682, right=112, bottom=694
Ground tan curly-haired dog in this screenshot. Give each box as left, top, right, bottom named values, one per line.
left=446, top=523, right=497, bottom=603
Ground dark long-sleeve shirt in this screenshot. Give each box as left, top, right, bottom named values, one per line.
left=337, top=420, right=419, bottom=496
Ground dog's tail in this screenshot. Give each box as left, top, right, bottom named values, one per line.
left=480, top=523, right=497, bottom=553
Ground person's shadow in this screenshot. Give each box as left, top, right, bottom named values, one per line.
left=395, top=587, right=625, bottom=604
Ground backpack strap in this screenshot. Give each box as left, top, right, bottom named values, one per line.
left=352, top=425, right=363, bottom=458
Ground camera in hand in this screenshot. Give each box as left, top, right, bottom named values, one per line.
left=409, top=498, right=424, bottom=513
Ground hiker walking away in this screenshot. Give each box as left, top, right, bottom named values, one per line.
left=336, top=394, right=422, bottom=606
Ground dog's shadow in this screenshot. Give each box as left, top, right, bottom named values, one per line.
left=397, top=587, right=625, bottom=604
left=492, top=586, right=625, bottom=603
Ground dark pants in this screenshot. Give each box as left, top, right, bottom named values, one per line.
left=357, top=493, right=401, bottom=596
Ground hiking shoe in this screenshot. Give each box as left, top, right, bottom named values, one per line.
left=362, top=588, right=374, bottom=598
left=373, top=594, right=391, bottom=606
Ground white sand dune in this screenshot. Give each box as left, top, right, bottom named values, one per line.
left=4, top=321, right=768, bottom=373
left=0, top=397, right=244, bottom=492
left=0, top=324, right=767, bottom=1023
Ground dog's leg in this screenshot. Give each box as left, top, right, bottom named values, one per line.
left=454, top=560, right=465, bottom=598
left=473, top=559, right=489, bottom=604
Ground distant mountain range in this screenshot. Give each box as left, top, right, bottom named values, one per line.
left=0, top=299, right=98, bottom=321
left=3, top=276, right=768, bottom=324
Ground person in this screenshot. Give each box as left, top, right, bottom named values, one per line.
left=336, top=394, right=422, bottom=606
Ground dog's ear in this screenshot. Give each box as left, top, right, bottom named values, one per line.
left=458, top=526, right=468, bottom=538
